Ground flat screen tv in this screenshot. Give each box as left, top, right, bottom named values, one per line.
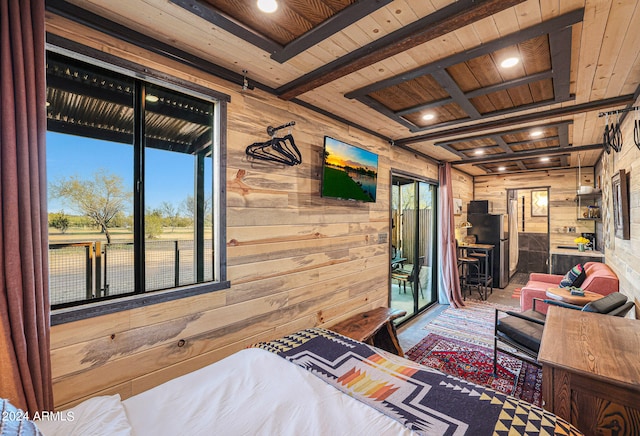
left=321, top=136, right=378, bottom=202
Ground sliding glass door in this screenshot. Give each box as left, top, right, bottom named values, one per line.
left=390, top=174, right=437, bottom=323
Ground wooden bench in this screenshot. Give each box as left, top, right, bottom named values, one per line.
left=329, top=307, right=407, bottom=356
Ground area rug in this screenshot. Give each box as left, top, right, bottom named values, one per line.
left=406, top=333, right=543, bottom=406
left=417, top=299, right=517, bottom=347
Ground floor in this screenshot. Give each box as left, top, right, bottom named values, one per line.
left=397, top=273, right=524, bottom=352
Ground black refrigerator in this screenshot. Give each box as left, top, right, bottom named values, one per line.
left=468, top=213, right=509, bottom=288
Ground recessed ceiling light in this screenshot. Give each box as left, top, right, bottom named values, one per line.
left=474, top=149, right=484, bottom=155
left=500, top=57, right=519, bottom=68
left=531, top=130, right=543, bottom=137
left=540, top=157, right=550, bottom=162
left=498, top=166, right=506, bottom=171
left=145, top=94, right=159, bottom=103
left=422, top=113, right=435, bottom=121
left=257, top=0, right=278, bottom=13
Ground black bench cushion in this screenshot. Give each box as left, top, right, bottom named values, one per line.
left=496, top=309, right=546, bottom=353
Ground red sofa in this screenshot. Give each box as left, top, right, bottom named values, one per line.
left=520, top=262, right=619, bottom=314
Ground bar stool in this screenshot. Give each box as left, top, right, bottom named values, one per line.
left=468, top=250, right=490, bottom=299
left=456, top=241, right=479, bottom=300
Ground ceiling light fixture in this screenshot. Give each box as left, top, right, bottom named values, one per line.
left=257, top=0, right=278, bottom=13
left=422, top=113, right=435, bottom=121
left=500, top=57, right=519, bottom=68
left=498, top=166, right=506, bottom=171
left=145, top=94, right=159, bottom=103
left=474, top=149, right=484, bottom=155
left=540, top=157, right=550, bottom=162
left=531, top=130, right=543, bottom=137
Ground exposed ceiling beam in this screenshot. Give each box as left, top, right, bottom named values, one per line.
left=397, top=95, right=635, bottom=145
left=431, top=70, right=482, bottom=119
left=434, top=120, right=573, bottom=146
left=277, top=0, right=526, bottom=100
left=451, top=143, right=604, bottom=165
left=169, top=0, right=394, bottom=63
left=345, top=9, right=584, bottom=99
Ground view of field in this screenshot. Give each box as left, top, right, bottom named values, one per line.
left=48, top=221, right=213, bottom=306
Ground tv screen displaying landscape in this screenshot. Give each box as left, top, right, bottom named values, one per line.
left=321, top=136, right=378, bottom=202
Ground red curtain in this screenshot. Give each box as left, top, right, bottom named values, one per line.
left=438, top=163, right=464, bottom=308
left=0, top=0, right=53, bottom=412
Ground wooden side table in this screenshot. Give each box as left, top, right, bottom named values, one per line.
left=538, top=307, right=640, bottom=434
left=329, top=307, right=406, bottom=356
left=545, top=287, right=603, bottom=306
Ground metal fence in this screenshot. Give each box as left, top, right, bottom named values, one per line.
left=49, top=239, right=213, bottom=306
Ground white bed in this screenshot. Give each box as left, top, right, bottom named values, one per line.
left=35, top=348, right=416, bottom=436
left=30, top=328, right=583, bottom=436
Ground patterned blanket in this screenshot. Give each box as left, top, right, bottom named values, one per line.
left=253, top=328, right=583, bottom=436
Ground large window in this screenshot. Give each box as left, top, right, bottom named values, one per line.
left=46, top=50, right=227, bottom=319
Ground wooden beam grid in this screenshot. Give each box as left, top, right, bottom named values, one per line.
left=277, top=0, right=527, bottom=100
left=454, top=143, right=603, bottom=166
left=399, top=95, right=633, bottom=145
left=434, top=120, right=572, bottom=147
left=170, top=0, right=394, bottom=64
left=347, top=9, right=584, bottom=132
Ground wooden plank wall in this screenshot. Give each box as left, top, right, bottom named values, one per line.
left=513, top=189, right=548, bottom=234
left=451, top=168, right=474, bottom=241
left=44, top=15, right=462, bottom=409
left=596, top=95, right=640, bottom=313
left=473, top=167, right=598, bottom=248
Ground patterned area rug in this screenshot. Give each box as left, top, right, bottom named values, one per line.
left=406, top=333, right=543, bottom=406
left=416, top=299, right=516, bottom=347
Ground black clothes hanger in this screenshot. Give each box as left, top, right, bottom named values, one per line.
left=246, top=121, right=302, bottom=166
left=246, top=134, right=301, bottom=166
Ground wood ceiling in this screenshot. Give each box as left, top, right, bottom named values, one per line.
left=48, top=0, right=640, bottom=176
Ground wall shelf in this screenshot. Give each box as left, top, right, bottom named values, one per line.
left=575, top=191, right=601, bottom=220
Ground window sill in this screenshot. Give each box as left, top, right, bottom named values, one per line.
left=51, top=280, right=231, bottom=326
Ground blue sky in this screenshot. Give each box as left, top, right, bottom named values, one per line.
left=324, top=136, right=378, bottom=171
left=46, top=132, right=204, bottom=214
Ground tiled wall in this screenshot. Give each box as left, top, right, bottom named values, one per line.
left=516, top=233, right=549, bottom=273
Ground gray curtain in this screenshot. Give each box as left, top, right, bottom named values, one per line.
left=0, top=0, right=53, bottom=412
left=438, top=163, right=464, bottom=307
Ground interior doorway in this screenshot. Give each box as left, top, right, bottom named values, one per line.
left=507, top=187, right=550, bottom=282
left=390, top=173, right=438, bottom=324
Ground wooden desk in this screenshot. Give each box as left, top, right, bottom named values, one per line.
left=330, top=307, right=406, bottom=356
left=545, top=287, right=603, bottom=306
left=538, top=307, right=640, bottom=434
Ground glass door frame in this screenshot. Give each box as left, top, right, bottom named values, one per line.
left=389, top=170, right=439, bottom=324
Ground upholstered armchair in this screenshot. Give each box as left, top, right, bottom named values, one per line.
left=520, top=262, right=619, bottom=314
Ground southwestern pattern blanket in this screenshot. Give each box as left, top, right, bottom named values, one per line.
left=254, top=328, right=582, bottom=436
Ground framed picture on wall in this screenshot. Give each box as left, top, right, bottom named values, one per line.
left=612, top=169, right=630, bottom=240
left=453, top=198, right=462, bottom=215
left=531, top=189, right=548, bottom=216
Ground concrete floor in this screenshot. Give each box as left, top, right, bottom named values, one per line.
left=397, top=275, right=524, bottom=352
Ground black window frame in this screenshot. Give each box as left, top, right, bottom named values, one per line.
left=46, top=39, right=229, bottom=326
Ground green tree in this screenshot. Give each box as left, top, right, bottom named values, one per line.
left=145, top=209, right=163, bottom=239
left=49, top=211, right=70, bottom=234
left=49, top=169, right=131, bottom=243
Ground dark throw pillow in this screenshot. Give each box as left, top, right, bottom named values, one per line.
left=559, top=263, right=586, bottom=288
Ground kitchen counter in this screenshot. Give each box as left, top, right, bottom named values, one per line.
left=550, top=246, right=604, bottom=257
left=550, top=247, right=604, bottom=274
